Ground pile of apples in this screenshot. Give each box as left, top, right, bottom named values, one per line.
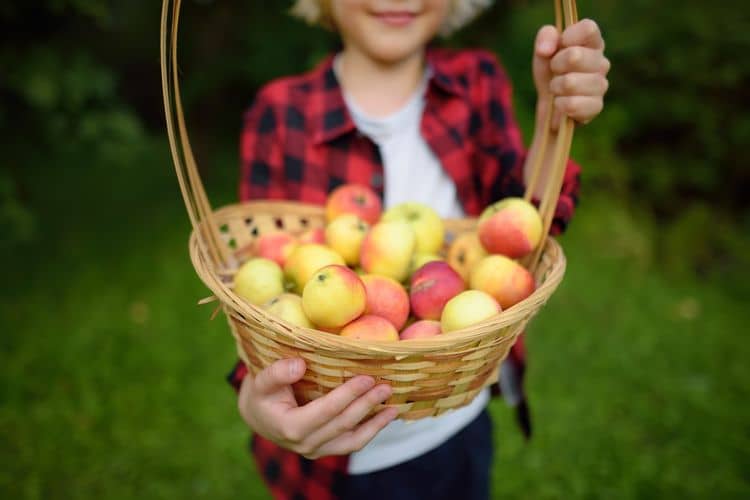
left=232, top=183, right=543, bottom=341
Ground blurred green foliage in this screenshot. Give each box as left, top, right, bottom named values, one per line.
left=2, top=0, right=749, bottom=269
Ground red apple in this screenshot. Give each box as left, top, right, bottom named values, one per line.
left=340, top=315, right=399, bottom=341
left=326, top=184, right=382, bottom=225
left=478, top=197, right=543, bottom=258
left=255, top=231, right=298, bottom=267
left=360, top=274, right=410, bottom=331
left=409, top=261, right=466, bottom=320
left=400, top=320, right=442, bottom=340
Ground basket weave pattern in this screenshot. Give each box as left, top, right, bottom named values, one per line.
left=190, top=202, right=565, bottom=420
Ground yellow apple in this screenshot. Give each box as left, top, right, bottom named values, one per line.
left=302, top=265, right=367, bottom=329
left=382, top=202, right=445, bottom=255
left=284, top=244, right=345, bottom=293
left=469, top=255, right=536, bottom=309
left=440, top=290, right=501, bottom=333
left=233, top=258, right=285, bottom=306
left=359, top=220, right=416, bottom=282
left=447, top=231, right=487, bottom=283
left=263, top=293, right=314, bottom=328
left=325, top=214, right=369, bottom=266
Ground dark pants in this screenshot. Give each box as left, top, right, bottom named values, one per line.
left=341, top=409, right=494, bottom=500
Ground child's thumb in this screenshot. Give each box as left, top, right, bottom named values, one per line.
left=533, top=25, right=560, bottom=97
left=253, top=358, right=306, bottom=395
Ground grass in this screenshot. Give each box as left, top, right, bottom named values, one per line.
left=1, top=139, right=748, bottom=499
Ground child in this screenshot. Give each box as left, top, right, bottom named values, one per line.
left=229, top=1, right=609, bottom=498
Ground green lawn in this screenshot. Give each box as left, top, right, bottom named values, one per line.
left=1, top=140, right=748, bottom=499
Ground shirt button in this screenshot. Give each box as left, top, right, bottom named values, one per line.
left=371, top=173, right=383, bottom=188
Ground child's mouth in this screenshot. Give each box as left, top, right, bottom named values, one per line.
left=375, top=11, right=417, bottom=27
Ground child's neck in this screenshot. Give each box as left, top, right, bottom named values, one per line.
left=337, top=46, right=426, bottom=118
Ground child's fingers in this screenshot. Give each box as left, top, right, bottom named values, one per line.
left=302, top=384, right=393, bottom=450
left=561, top=19, right=604, bottom=50
left=290, top=375, right=376, bottom=433
left=534, top=25, right=560, bottom=58
left=550, top=47, right=610, bottom=76
left=533, top=25, right=560, bottom=95
left=554, top=96, right=603, bottom=124
left=252, top=358, right=306, bottom=396
left=309, top=407, right=400, bottom=459
left=549, top=73, right=609, bottom=97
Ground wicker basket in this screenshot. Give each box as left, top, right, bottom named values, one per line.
left=161, top=0, right=579, bottom=420
left=189, top=202, right=565, bottom=419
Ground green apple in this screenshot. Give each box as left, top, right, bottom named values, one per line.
left=234, top=258, right=285, bottom=306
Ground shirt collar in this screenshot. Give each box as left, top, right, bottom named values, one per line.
left=312, top=48, right=466, bottom=145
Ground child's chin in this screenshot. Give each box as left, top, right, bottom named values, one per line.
left=365, top=37, right=431, bottom=64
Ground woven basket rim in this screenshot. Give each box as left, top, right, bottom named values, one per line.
left=189, top=200, right=566, bottom=356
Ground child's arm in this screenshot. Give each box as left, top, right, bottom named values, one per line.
left=232, top=91, right=398, bottom=458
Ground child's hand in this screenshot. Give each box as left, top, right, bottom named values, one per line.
left=238, top=358, right=398, bottom=459
left=532, top=19, right=610, bottom=129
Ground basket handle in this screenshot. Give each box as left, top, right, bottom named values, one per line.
left=160, top=0, right=232, bottom=270
left=159, top=0, right=576, bottom=273
left=524, top=0, right=579, bottom=273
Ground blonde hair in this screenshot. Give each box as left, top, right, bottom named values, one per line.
left=290, top=0, right=493, bottom=36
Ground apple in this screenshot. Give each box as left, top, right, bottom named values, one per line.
left=382, top=202, right=445, bottom=255
left=284, top=243, right=345, bottom=293
left=234, top=258, right=285, bottom=306
left=302, top=265, right=366, bottom=329
left=360, top=274, right=410, bottom=331
left=477, top=197, right=543, bottom=258
left=298, top=227, right=326, bottom=245
left=326, top=184, right=382, bottom=225
left=400, top=320, right=442, bottom=340
left=263, top=293, right=313, bottom=328
left=409, top=253, right=443, bottom=276
left=340, top=315, right=399, bottom=341
left=469, top=255, right=536, bottom=309
left=441, top=290, right=501, bottom=333
left=360, top=220, right=416, bottom=282
left=325, top=214, right=369, bottom=266
left=447, top=231, right=487, bottom=283
left=255, top=231, right=298, bottom=267
left=409, top=261, right=466, bottom=320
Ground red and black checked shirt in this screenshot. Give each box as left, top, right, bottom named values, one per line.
left=229, top=48, right=580, bottom=500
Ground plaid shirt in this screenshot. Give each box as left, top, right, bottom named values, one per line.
left=230, top=48, right=580, bottom=500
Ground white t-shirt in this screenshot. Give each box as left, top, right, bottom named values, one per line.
left=337, top=57, right=491, bottom=475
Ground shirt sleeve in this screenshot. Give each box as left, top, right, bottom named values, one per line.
left=238, top=89, right=288, bottom=202
left=473, top=50, right=581, bottom=235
